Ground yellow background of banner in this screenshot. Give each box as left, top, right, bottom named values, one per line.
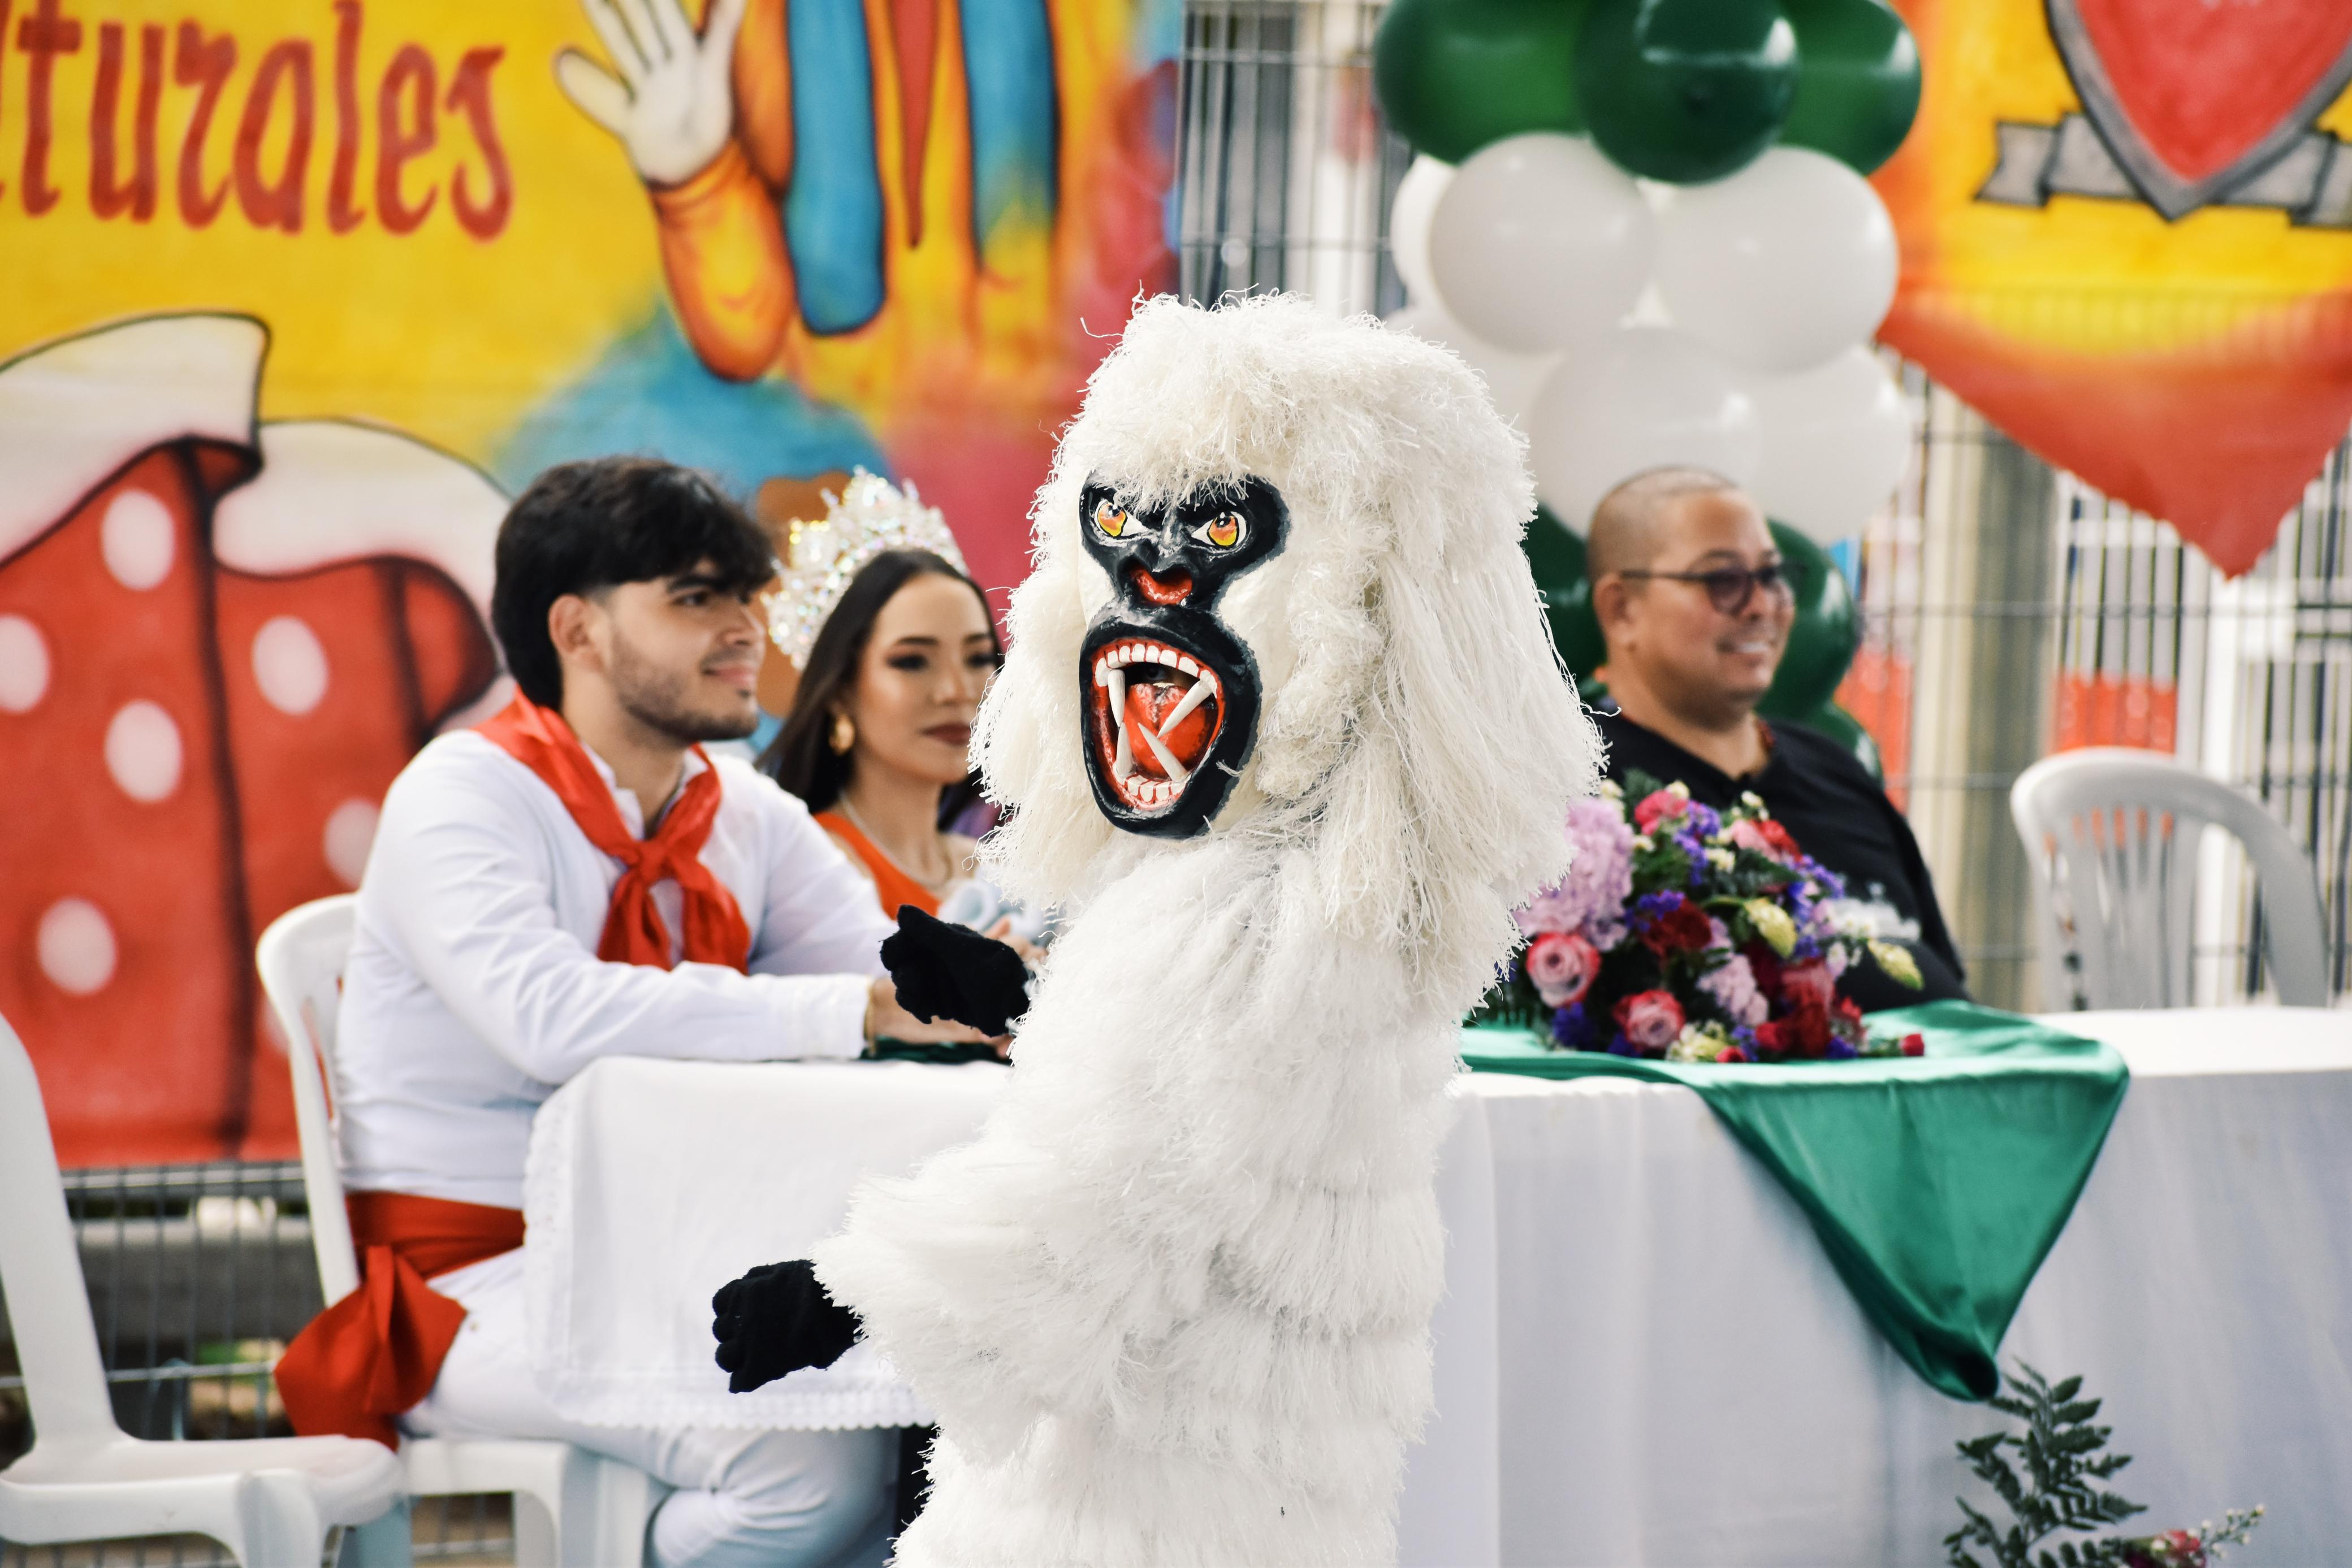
left=0, top=0, right=669, bottom=459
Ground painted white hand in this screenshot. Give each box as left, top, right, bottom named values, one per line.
left=555, top=0, right=748, bottom=187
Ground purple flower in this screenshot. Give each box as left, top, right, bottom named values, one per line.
left=1636, top=890, right=1685, bottom=921
left=1517, top=799, right=1637, bottom=939
left=1698, top=953, right=1769, bottom=1026
left=1550, top=1002, right=1590, bottom=1049
left=1606, top=1032, right=1638, bottom=1057
left=1824, top=1037, right=1860, bottom=1061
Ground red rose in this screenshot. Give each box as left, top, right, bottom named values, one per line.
left=1758, top=1000, right=1834, bottom=1059
left=1714, top=1045, right=1750, bottom=1064
left=1899, top=1032, right=1926, bottom=1058
left=1744, top=942, right=1783, bottom=997
left=1780, top=960, right=1835, bottom=1011
left=1527, top=932, right=1601, bottom=1007
left=1729, top=817, right=1802, bottom=861
left=1633, top=789, right=1689, bottom=833
left=1641, top=895, right=1715, bottom=956
left=1612, top=989, right=1685, bottom=1054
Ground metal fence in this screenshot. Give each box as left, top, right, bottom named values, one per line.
left=0, top=1164, right=512, bottom=1565
left=1173, top=0, right=2352, bottom=1011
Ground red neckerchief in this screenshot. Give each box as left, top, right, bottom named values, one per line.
left=474, top=694, right=750, bottom=970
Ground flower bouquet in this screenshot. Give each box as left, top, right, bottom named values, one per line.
left=1482, top=769, right=1923, bottom=1063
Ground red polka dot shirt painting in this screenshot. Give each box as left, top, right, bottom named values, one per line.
left=0, top=315, right=503, bottom=1164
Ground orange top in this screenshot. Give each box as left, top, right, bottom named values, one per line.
left=816, top=810, right=941, bottom=921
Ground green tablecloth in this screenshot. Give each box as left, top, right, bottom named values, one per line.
left=1461, top=1000, right=2129, bottom=1400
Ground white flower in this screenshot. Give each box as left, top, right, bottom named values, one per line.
left=1632, top=834, right=1654, bottom=852
left=1707, top=847, right=1735, bottom=872
left=1817, top=897, right=1921, bottom=942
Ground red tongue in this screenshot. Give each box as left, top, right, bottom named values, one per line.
left=1123, top=681, right=1214, bottom=779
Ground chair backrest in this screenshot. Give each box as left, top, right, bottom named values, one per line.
left=2010, top=747, right=2331, bottom=1009
left=256, top=895, right=361, bottom=1305
left=0, top=1012, right=122, bottom=1446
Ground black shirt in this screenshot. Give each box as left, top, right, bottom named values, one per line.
left=1593, top=707, right=1969, bottom=1010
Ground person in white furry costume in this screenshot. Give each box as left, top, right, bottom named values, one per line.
left=716, top=293, right=1597, bottom=1565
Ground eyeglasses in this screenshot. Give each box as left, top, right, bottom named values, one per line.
left=1618, top=562, right=1792, bottom=616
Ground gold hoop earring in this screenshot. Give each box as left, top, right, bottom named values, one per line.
left=829, top=713, right=855, bottom=755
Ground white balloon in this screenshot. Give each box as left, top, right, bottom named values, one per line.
left=1385, top=304, right=1562, bottom=426
left=1525, top=326, right=1761, bottom=529
left=1387, top=155, right=1453, bottom=305
left=1744, top=349, right=1915, bottom=543
left=1655, top=146, right=1898, bottom=374
left=1428, top=134, right=1655, bottom=353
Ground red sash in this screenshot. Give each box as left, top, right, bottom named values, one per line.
left=474, top=692, right=752, bottom=971
left=275, top=1193, right=525, bottom=1447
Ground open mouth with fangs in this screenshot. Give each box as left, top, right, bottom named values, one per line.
left=1086, top=633, right=1226, bottom=813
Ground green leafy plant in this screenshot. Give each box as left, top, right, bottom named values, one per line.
left=1946, top=1363, right=2263, bottom=1568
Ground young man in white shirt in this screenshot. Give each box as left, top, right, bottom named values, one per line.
left=276, top=457, right=985, bottom=1567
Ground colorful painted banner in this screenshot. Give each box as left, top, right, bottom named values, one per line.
left=0, top=0, right=1176, bottom=1164
left=1878, top=0, right=2352, bottom=575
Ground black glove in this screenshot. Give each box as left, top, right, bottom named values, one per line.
left=710, top=1259, right=862, bottom=1393
left=880, top=904, right=1031, bottom=1038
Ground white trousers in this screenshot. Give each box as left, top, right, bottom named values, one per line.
left=403, top=1252, right=895, bottom=1568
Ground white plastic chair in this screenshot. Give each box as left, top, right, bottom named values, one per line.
left=257, top=896, right=664, bottom=1567
left=2011, top=747, right=2332, bottom=1010
left=0, top=1011, right=410, bottom=1565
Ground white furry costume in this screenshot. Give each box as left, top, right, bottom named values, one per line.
left=813, top=294, right=1598, bottom=1565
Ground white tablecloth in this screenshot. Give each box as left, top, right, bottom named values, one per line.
left=522, top=1057, right=1004, bottom=1431
left=523, top=1008, right=2351, bottom=1566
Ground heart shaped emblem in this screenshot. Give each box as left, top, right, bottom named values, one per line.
left=2051, top=0, right=2352, bottom=217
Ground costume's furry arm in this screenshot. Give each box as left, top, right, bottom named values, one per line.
left=812, top=846, right=1458, bottom=1472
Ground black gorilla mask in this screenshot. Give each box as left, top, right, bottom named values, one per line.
left=1077, top=475, right=1289, bottom=838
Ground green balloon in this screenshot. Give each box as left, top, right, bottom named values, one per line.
left=1757, top=522, right=1858, bottom=722
left=1524, top=505, right=1607, bottom=682
left=1373, top=0, right=1589, bottom=164
left=1777, top=0, right=1921, bottom=175
left=1786, top=701, right=1883, bottom=779
left=1573, top=0, right=1797, bottom=184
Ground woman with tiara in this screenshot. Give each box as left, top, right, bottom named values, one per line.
left=760, top=473, right=1043, bottom=948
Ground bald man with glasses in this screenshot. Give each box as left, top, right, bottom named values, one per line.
left=1586, top=467, right=1966, bottom=1007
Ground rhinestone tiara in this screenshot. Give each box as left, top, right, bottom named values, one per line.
left=766, top=470, right=970, bottom=668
